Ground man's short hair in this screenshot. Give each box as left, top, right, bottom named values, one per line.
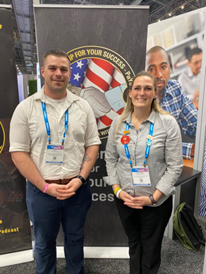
left=146, top=45, right=169, bottom=59
left=187, top=48, right=202, bottom=61
left=42, top=49, right=70, bottom=66
left=146, top=46, right=172, bottom=69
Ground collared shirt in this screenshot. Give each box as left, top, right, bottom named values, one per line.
left=105, top=110, right=183, bottom=206
left=178, top=67, right=201, bottom=100
left=9, top=87, right=101, bottom=180
left=160, top=79, right=197, bottom=159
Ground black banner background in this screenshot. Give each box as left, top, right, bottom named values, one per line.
left=0, top=9, right=32, bottom=255
left=34, top=6, right=149, bottom=246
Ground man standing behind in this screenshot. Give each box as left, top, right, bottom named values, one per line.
left=146, top=46, right=197, bottom=159
left=9, top=49, right=101, bottom=274
left=178, top=47, right=202, bottom=101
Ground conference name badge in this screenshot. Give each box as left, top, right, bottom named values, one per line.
left=46, top=144, right=64, bottom=164
left=131, top=166, right=151, bottom=186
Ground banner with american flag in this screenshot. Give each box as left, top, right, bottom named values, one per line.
left=35, top=5, right=149, bottom=247
left=68, top=46, right=135, bottom=136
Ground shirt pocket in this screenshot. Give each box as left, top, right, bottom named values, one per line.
left=29, top=114, right=46, bottom=139
left=126, top=137, right=136, bottom=161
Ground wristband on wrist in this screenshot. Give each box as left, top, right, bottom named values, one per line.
left=77, top=175, right=87, bottom=186
left=149, top=194, right=156, bottom=205
left=116, top=189, right=122, bottom=199
left=43, top=183, right=49, bottom=193
left=113, top=187, right=121, bottom=195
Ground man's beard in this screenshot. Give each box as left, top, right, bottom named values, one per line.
left=156, top=79, right=165, bottom=101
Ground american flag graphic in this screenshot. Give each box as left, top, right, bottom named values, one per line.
left=69, top=58, right=125, bottom=129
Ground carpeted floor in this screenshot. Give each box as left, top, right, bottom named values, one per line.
left=0, top=236, right=205, bottom=274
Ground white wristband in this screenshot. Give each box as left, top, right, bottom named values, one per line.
left=116, top=189, right=122, bottom=199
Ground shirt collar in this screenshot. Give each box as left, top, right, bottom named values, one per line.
left=163, top=80, right=177, bottom=99
left=33, top=86, right=80, bottom=106
left=123, top=109, right=156, bottom=125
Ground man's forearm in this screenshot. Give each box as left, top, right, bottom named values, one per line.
left=11, top=151, right=46, bottom=191
left=79, top=145, right=99, bottom=179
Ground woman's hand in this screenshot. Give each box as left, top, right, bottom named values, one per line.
left=119, top=190, right=134, bottom=203
left=123, top=195, right=152, bottom=209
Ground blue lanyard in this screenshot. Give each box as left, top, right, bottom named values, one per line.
left=123, top=122, right=154, bottom=167
left=144, top=123, right=154, bottom=165
left=41, top=102, right=69, bottom=145
left=124, top=123, right=133, bottom=168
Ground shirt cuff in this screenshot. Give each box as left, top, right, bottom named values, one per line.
left=103, top=176, right=119, bottom=186
left=9, top=142, right=30, bottom=153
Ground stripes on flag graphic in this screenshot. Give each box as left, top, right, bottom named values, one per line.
left=69, top=58, right=126, bottom=131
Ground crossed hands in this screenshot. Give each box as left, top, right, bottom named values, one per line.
left=119, top=190, right=152, bottom=209
left=46, top=178, right=82, bottom=200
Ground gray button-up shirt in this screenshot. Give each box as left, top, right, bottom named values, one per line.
left=105, top=110, right=183, bottom=206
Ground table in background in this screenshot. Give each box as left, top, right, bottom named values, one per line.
left=183, top=158, right=194, bottom=168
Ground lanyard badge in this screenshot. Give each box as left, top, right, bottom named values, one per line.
left=41, top=102, right=69, bottom=164
left=132, top=166, right=151, bottom=186
left=46, top=145, right=64, bottom=164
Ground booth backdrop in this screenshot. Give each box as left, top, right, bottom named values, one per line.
left=34, top=5, right=149, bottom=246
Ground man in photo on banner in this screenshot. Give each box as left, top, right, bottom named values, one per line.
left=9, top=49, right=101, bottom=274
left=146, top=46, right=198, bottom=160
left=178, top=47, right=202, bottom=101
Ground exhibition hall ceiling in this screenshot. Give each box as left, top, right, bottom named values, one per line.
left=0, top=0, right=206, bottom=74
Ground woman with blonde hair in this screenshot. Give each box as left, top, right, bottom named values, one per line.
left=105, top=71, right=183, bottom=274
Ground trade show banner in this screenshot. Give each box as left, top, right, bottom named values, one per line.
left=34, top=5, right=149, bottom=246
left=147, top=8, right=206, bottom=218
left=0, top=9, right=32, bottom=256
